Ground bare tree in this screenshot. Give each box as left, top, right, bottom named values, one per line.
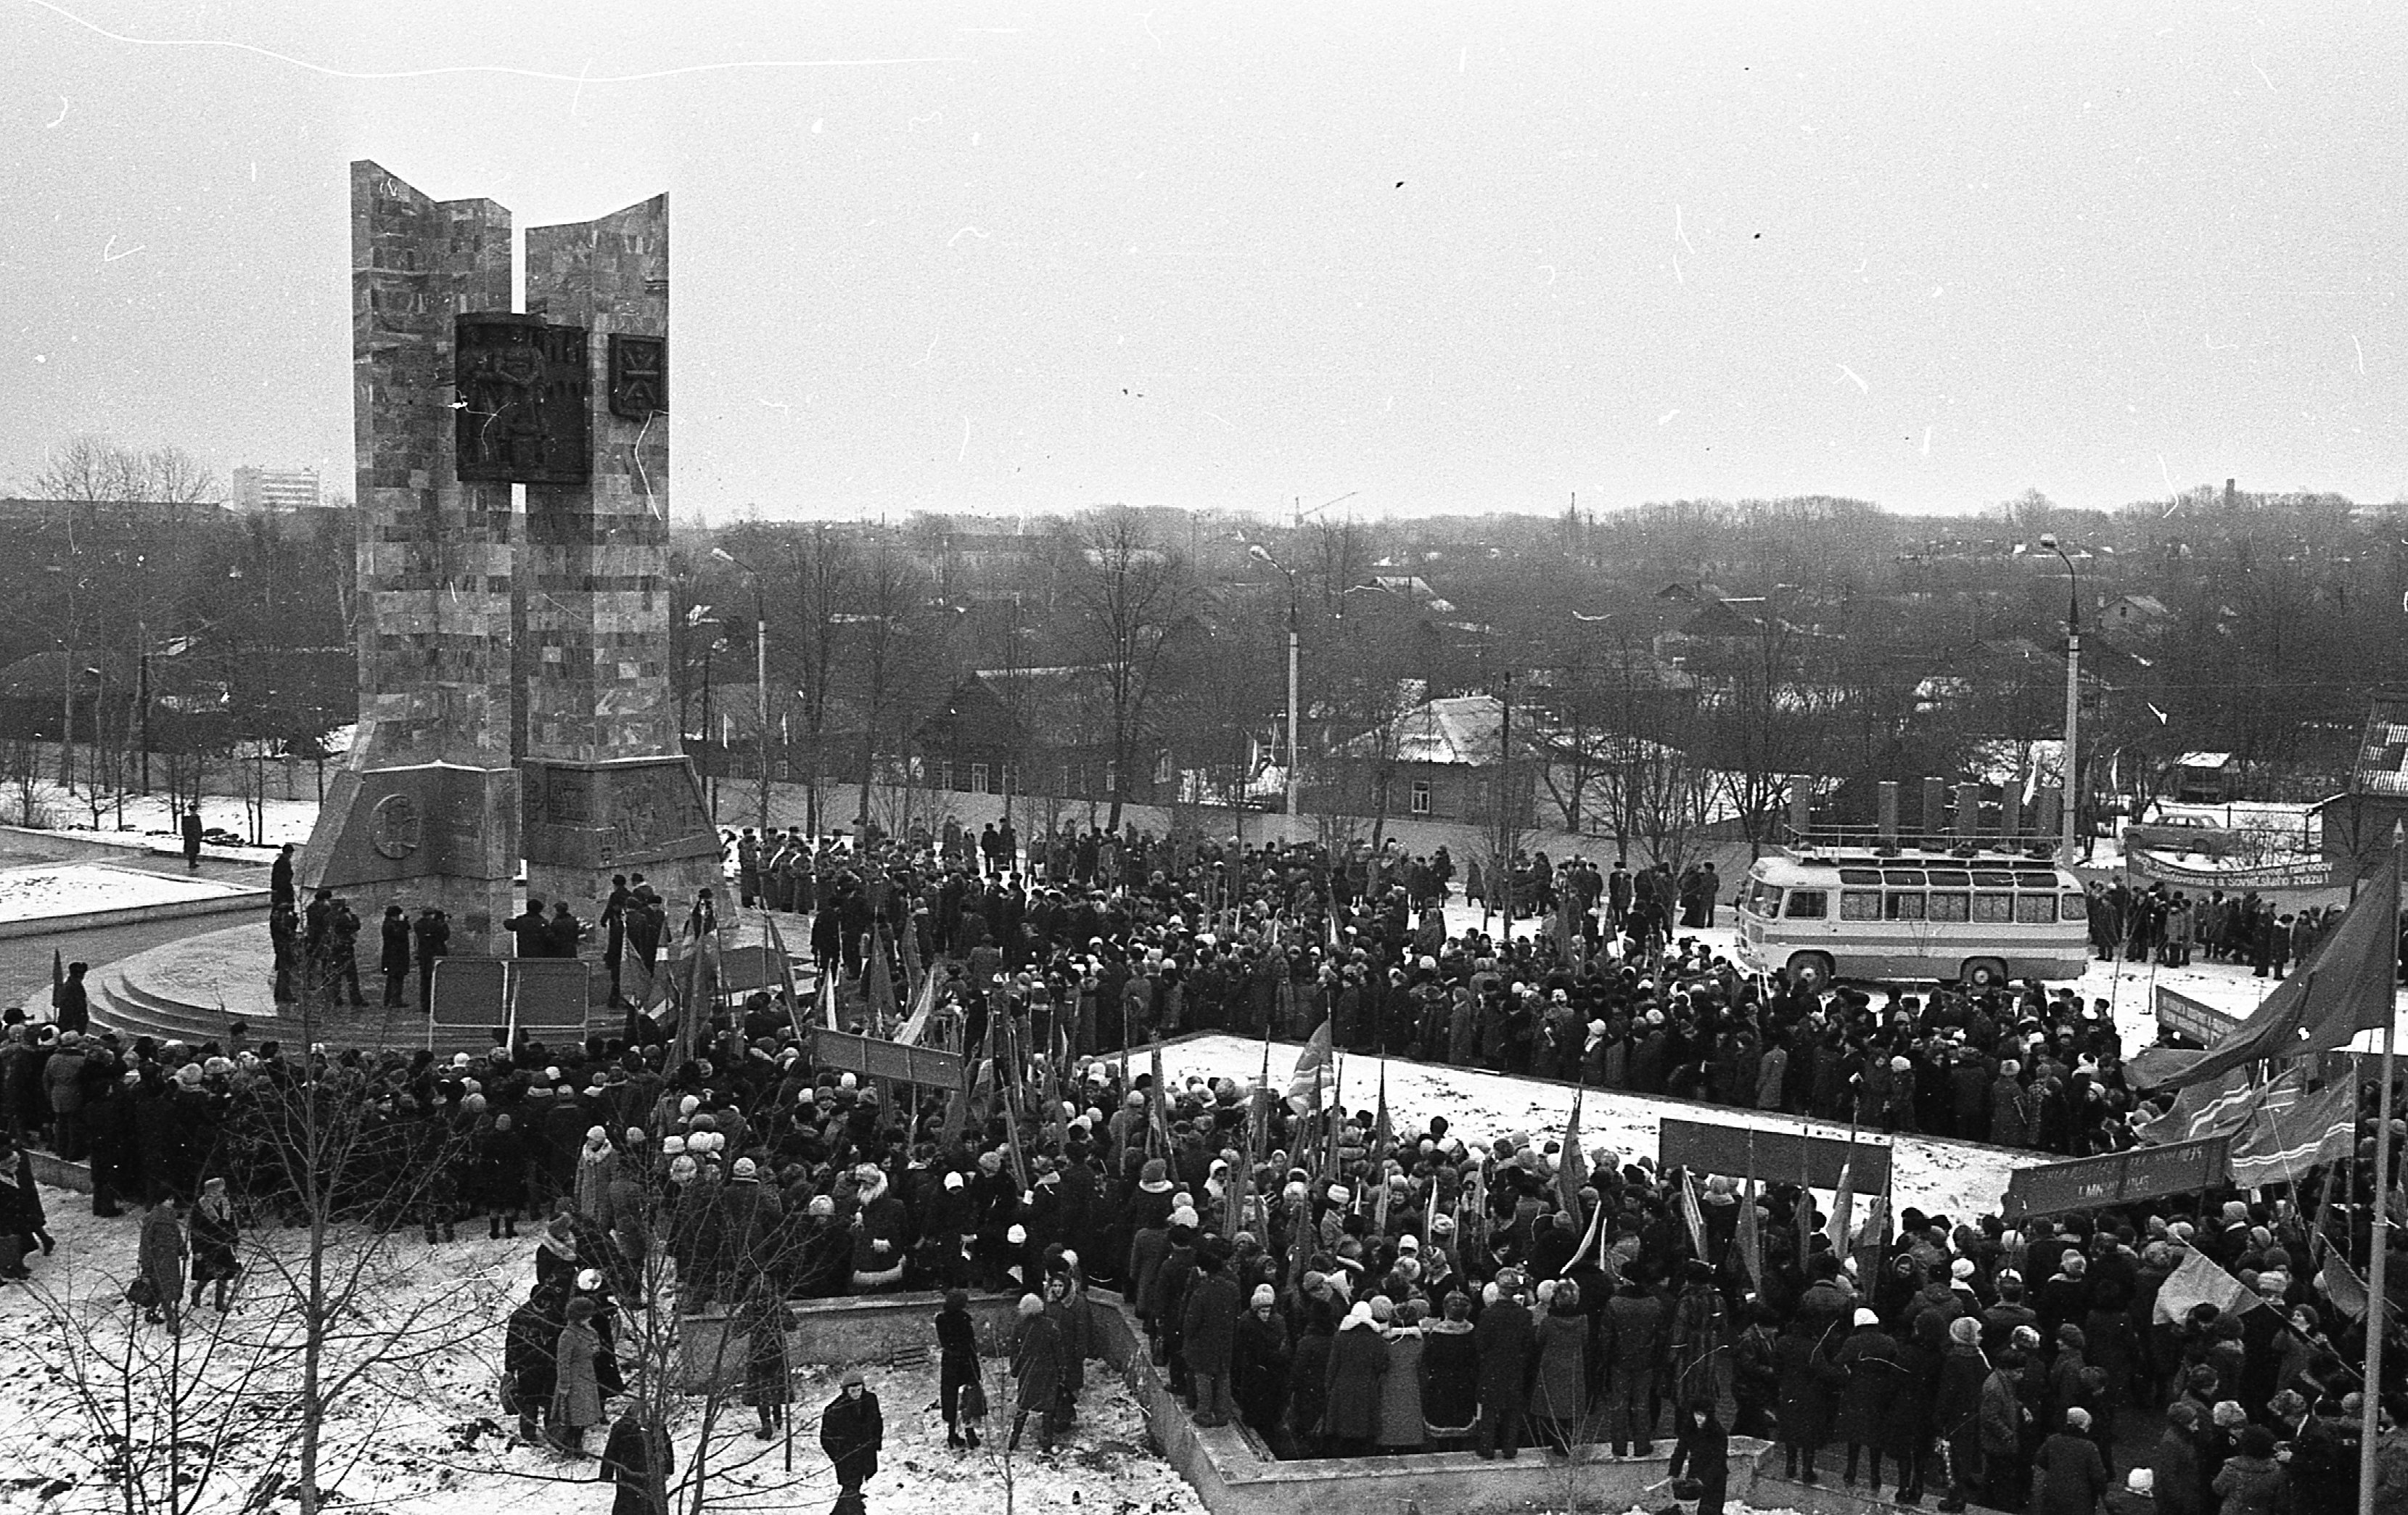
left=1062, top=509, right=1194, bottom=830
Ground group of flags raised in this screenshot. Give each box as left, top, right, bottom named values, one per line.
left=1278, top=1016, right=1896, bottom=1290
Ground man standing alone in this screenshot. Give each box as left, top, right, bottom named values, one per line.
left=820, top=1367, right=883, bottom=1514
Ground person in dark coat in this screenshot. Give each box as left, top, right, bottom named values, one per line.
left=1419, top=1289, right=1482, bottom=1450
left=1671, top=1404, right=1733, bottom=1515
left=1836, top=1307, right=1910, bottom=1493
left=1008, top=1292, right=1063, bottom=1453
left=2153, top=1402, right=2208, bottom=1515
left=1776, top=1317, right=1844, bottom=1482
left=52, top=964, right=89, bottom=1035
left=379, top=906, right=412, bottom=1006
left=599, top=1409, right=673, bottom=1515
left=1231, top=1284, right=1291, bottom=1445
left=818, top=1368, right=882, bottom=1515
left=504, top=1284, right=562, bottom=1445
left=744, top=1298, right=792, bottom=1440
left=1322, top=1300, right=1391, bottom=1456
left=1181, top=1241, right=1243, bottom=1426
left=0, top=1136, right=44, bottom=1278
left=1474, top=1270, right=1537, bottom=1460
left=935, top=1288, right=985, bottom=1450
left=186, top=1175, right=239, bottom=1313
left=2035, top=1408, right=2108, bottom=1515
left=1602, top=1270, right=1669, bottom=1457
left=412, top=908, right=449, bottom=1015
left=180, top=808, right=203, bottom=871
left=1288, top=1305, right=1336, bottom=1458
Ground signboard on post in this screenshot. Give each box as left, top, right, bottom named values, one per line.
left=2002, top=1136, right=2229, bottom=1217
left=716, top=945, right=779, bottom=996
left=1659, top=1117, right=1893, bottom=1194
left=511, top=959, right=594, bottom=1039
left=805, top=1027, right=964, bottom=1090
left=431, top=957, right=509, bottom=1030
left=2155, top=986, right=2244, bottom=1046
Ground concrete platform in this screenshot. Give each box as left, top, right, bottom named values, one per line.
left=88, top=921, right=514, bottom=1054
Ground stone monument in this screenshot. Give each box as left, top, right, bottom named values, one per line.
left=300, top=161, right=718, bottom=964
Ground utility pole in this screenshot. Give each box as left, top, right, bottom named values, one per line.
left=1497, top=669, right=1515, bottom=938
left=2042, top=534, right=2081, bottom=865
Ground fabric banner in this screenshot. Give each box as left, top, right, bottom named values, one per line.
left=2157, top=847, right=2401, bottom=1090
left=2228, top=1078, right=2357, bottom=1188
left=2153, top=1247, right=2261, bottom=1325
left=1284, top=1019, right=1333, bottom=1110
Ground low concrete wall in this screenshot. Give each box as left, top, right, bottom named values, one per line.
left=679, top=1286, right=1063, bottom=1389
left=1104, top=1288, right=1773, bottom=1515
left=763, top=1283, right=1773, bottom=1515
left=25, top=1151, right=91, bottom=1195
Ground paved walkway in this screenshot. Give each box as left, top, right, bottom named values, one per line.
left=0, top=826, right=273, bottom=1014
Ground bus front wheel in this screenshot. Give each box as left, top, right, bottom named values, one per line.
left=1787, top=952, right=1834, bottom=990
left=1960, top=957, right=2008, bottom=990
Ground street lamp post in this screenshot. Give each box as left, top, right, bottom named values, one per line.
left=1247, top=544, right=1302, bottom=832
left=2040, top=533, right=2081, bottom=864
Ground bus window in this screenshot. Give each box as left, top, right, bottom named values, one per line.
left=1784, top=889, right=1828, bottom=920
left=1884, top=892, right=1926, bottom=921
left=2060, top=892, right=2088, bottom=921
left=2014, top=895, right=2055, bottom=924
left=1745, top=880, right=1774, bottom=915
left=1973, top=871, right=2015, bottom=889
left=1972, top=892, right=2013, bottom=923
left=1841, top=890, right=1881, bottom=921
left=1881, top=871, right=1926, bottom=888
left=1928, top=892, right=1970, bottom=923
left=1839, top=868, right=1882, bottom=884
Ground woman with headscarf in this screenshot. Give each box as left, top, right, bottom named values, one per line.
left=1323, top=1298, right=1392, bottom=1457
left=575, top=1126, right=618, bottom=1230
left=551, top=1294, right=606, bottom=1455
left=1008, top=1291, right=1063, bottom=1454
left=935, top=1288, right=985, bottom=1450
left=136, top=1194, right=187, bottom=1334
left=1231, top=1283, right=1291, bottom=1448
left=1671, top=1403, right=1733, bottom=1515
left=1376, top=1297, right=1428, bottom=1454
left=1420, top=1289, right=1482, bottom=1451
left=2034, top=1407, right=2108, bottom=1515
left=1529, top=1279, right=1590, bottom=1456
left=187, top=1175, right=239, bottom=1313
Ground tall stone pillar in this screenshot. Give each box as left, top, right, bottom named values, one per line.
left=519, top=196, right=720, bottom=952
left=298, top=162, right=520, bottom=953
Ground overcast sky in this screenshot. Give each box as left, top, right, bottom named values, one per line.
left=5, top=1, right=2403, bottom=521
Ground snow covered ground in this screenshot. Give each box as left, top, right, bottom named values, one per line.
left=0, top=862, right=252, bottom=922
left=0, top=1194, right=1200, bottom=1515
left=1159, top=1032, right=2032, bottom=1222
left=5, top=786, right=318, bottom=855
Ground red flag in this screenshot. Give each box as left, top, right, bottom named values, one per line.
left=1556, top=1088, right=1587, bottom=1227
left=1286, top=1019, right=1334, bottom=1112
left=2228, top=1077, right=2358, bottom=1188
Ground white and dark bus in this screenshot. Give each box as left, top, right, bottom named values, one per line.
left=1733, top=847, right=2089, bottom=989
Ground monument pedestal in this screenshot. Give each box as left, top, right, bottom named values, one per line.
left=300, top=764, right=519, bottom=946
left=522, top=755, right=721, bottom=964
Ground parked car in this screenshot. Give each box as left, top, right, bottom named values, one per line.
left=2124, top=812, right=2244, bottom=858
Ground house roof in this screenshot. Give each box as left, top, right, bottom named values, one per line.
left=1341, top=693, right=1507, bottom=767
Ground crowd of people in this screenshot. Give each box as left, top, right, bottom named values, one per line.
left=9, top=818, right=2408, bottom=1515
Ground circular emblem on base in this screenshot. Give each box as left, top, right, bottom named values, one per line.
left=370, top=792, right=422, bottom=861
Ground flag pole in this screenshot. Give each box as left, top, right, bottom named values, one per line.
left=2357, top=827, right=2401, bottom=1515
